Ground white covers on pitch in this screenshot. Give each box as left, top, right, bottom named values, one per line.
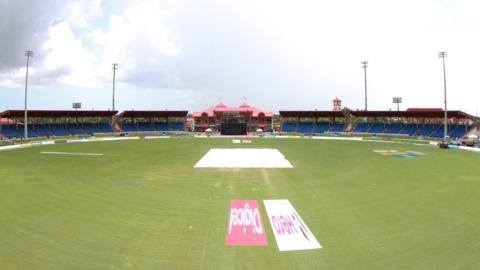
left=194, top=148, right=293, bottom=168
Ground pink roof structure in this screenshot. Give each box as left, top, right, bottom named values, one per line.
left=193, top=102, right=273, bottom=118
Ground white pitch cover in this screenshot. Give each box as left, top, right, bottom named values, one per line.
left=263, top=200, right=321, bottom=251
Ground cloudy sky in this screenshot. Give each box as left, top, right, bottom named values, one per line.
left=1, top=0, right=479, bottom=114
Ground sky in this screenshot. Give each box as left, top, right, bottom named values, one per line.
left=0, top=0, right=479, bottom=114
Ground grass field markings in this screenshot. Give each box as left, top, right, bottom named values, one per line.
left=408, top=151, right=426, bottom=155
left=40, top=151, right=104, bottom=156
left=373, top=149, right=422, bottom=158
left=261, top=168, right=278, bottom=197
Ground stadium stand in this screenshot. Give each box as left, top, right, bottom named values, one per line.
left=153, top=122, right=169, bottom=132
left=1, top=125, right=21, bottom=138
left=281, top=122, right=296, bottom=133
left=137, top=122, right=153, bottom=132
left=122, top=122, right=138, bottom=132
left=33, top=124, right=53, bottom=137
left=0, top=110, right=117, bottom=139
left=415, top=124, right=437, bottom=137
left=280, top=109, right=475, bottom=139
left=117, top=110, right=188, bottom=133
left=297, top=122, right=313, bottom=133
left=352, top=123, right=369, bottom=133
left=329, top=123, right=346, bottom=132
left=81, top=123, right=100, bottom=135
left=98, top=123, right=115, bottom=133
left=368, top=123, right=386, bottom=133
left=313, top=122, right=329, bottom=133
left=50, top=124, right=70, bottom=136
left=384, top=123, right=402, bottom=134
left=65, top=124, right=85, bottom=135
left=400, top=124, right=418, bottom=136
left=170, top=122, right=185, bottom=131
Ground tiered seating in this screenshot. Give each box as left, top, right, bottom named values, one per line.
left=297, top=122, right=313, bottom=133
left=137, top=123, right=153, bottom=132
left=65, top=124, right=85, bottom=135
left=430, top=126, right=446, bottom=138
left=329, top=123, right=345, bottom=132
left=368, top=123, right=386, bottom=133
left=415, top=124, right=436, bottom=137
left=1, top=125, right=21, bottom=138
left=400, top=124, right=418, bottom=136
left=50, top=124, right=70, bottom=136
left=170, top=122, right=184, bottom=131
left=33, top=124, right=52, bottom=137
left=281, top=122, right=296, bottom=132
left=352, top=123, right=369, bottom=133
left=383, top=123, right=402, bottom=134
left=82, top=123, right=100, bottom=135
left=122, top=123, right=138, bottom=132
left=21, top=125, right=38, bottom=138
left=449, top=125, right=470, bottom=138
left=98, top=123, right=114, bottom=133
left=313, top=123, right=329, bottom=133
left=153, top=122, right=169, bottom=132
left=430, top=125, right=467, bottom=138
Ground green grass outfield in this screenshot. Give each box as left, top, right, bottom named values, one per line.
left=1, top=138, right=479, bottom=269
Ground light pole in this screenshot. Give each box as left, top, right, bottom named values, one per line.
left=439, top=51, right=448, bottom=141
left=393, top=97, right=402, bottom=112
left=73, top=102, right=81, bottom=123
left=24, top=50, right=33, bottom=140
left=361, top=61, right=368, bottom=111
left=112, top=63, right=118, bottom=111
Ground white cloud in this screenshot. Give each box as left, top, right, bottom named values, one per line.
left=67, top=0, right=103, bottom=28
left=42, top=22, right=100, bottom=87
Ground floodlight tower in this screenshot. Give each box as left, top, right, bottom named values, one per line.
left=24, top=50, right=33, bottom=140
left=361, top=61, right=368, bottom=111
left=112, top=63, right=118, bottom=111
left=393, top=97, right=402, bottom=112
left=439, top=51, right=448, bottom=141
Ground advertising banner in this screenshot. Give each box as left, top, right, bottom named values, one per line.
left=226, top=200, right=268, bottom=246
left=264, top=200, right=321, bottom=251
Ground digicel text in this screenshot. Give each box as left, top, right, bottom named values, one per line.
left=228, top=203, right=263, bottom=234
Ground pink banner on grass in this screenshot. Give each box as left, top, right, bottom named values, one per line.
left=225, top=200, right=268, bottom=246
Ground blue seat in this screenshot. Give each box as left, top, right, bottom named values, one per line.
left=1, top=125, right=21, bottom=138
left=368, top=123, right=386, bottom=133
left=298, top=122, right=313, bottom=133
left=431, top=125, right=461, bottom=138
left=154, top=122, right=169, bottom=132
left=353, top=123, right=369, bottom=133
left=449, top=125, right=470, bottom=138
left=98, top=123, right=114, bottom=133
left=415, top=124, right=436, bottom=137
left=82, top=123, right=99, bottom=135
left=137, top=123, right=154, bottom=132
left=33, top=124, right=52, bottom=137
left=313, top=123, right=329, bottom=133
left=400, top=124, right=418, bottom=136
left=384, top=123, right=402, bottom=134
left=282, top=122, right=296, bottom=132
left=170, top=123, right=184, bottom=131
left=122, top=123, right=138, bottom=132
left=50, top=124, right=70, bottom=136
left=65, top=124, right=85, bottom=135
left=329, top=123, right=345, bottom=132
